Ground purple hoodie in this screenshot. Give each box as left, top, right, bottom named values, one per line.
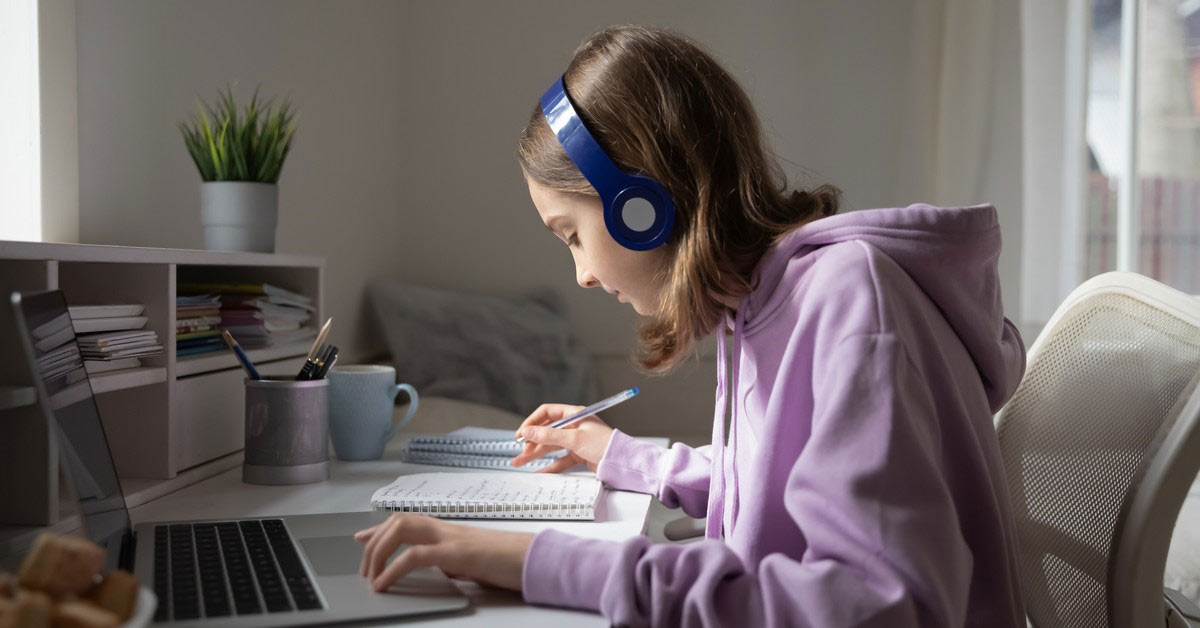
left=522, top=204, right=1027, bottom=627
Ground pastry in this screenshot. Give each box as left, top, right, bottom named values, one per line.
left=11, top=590, right=52, bottom=628
left=86, top=571, right=137, bottom=622
left=0, top=573, right=16, bottom=599
left=17, top=534, right=105, bottom=596
left=50, top=600, right=118, bottom=628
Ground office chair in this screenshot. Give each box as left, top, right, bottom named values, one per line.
left=995, top=271, right=1200, bottom=627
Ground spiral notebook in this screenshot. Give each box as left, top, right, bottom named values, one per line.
left=369, top=472, right=602, bottom=520
left=401, top=449, right=564, bottom=472
left=407, top=427, right=528, bottom=456
left=402, top=427, right=570, bottom=472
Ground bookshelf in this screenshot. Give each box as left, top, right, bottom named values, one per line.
left=0, top=241, right=324, bottom=507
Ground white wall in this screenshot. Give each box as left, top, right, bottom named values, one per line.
left=75, top=0, right=1018, bottom=442
left=40, top=0, right=79, bottom=244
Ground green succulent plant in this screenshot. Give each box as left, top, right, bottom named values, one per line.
left=178, top=83, right=297, bottom=183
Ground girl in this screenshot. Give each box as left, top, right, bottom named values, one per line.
left=356, top=25, right=1027, bottom=627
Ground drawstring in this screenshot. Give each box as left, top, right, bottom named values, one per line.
left=728, top=304, right=745, bottom=535
left=705, top=322, right=727, bottom=539
left=705, top=302, right=746, bottom=540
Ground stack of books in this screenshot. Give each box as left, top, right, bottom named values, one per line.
left=176, top=295, right=223, bottom=357
left=178, top=282, right=315, bottom=349
left=34, top=311, right=87, bottom=383
left=68, top=304, right=163, bottom=373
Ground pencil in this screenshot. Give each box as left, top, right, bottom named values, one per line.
left=221, top=330, right=262, bottom=380
left=306, top=318, right=333, bottom=362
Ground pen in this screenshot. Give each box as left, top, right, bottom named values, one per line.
left=297, top=318, right=333, bottom=379
left=314, top=346, right=339, bottom=379
left=221, top=330, right=261, bottom=380
left=515, top=387, right=639, bottom=444
left=298, top=344, right=328, bottom=381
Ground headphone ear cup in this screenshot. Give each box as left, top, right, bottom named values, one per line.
left=606, top=184, right=674, bottom=251
left=618, top=196, right=659, bottom=233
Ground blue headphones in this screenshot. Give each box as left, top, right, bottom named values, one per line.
left=540, top=76, right=675, bottom=251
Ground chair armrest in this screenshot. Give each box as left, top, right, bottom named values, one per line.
left=663, top=515, right=706, bottom=541
left=1166, top=587, right=1200, bottom=627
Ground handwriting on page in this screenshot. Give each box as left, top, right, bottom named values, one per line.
left=375, top=475, right=595, bottom=504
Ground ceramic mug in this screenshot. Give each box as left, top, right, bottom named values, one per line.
left=327, top=365, right=419, bottom=461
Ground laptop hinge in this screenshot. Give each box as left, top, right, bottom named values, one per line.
left=118, top=529, right=136, bottom=572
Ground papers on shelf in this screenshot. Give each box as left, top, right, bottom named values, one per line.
left=84, top=357, right=142, bottom=374
left=68, top=304, right=146, bottom=320
left=77, top=329, right=162, bottom=360
left=177, top=283, right=315, bottom=350
left=71, top=316, right=148, bottom=334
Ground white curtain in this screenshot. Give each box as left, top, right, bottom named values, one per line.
left=911, top=0, right=1026, bottom=332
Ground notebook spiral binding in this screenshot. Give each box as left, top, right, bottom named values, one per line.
left=407, top=437, right=524, bottom=455
left=400, top=449, right=559, bottom=469
left=374, top=499, right=592, bottom=519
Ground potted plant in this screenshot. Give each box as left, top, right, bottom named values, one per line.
left=178, top=84, right=297, bottom=253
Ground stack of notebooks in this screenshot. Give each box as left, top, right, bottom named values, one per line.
left=370, top=472, right=602, bottom=520
left=32, top=311, right=87, bottom=385
left=68, top=304, right=163, bottom=373
left=175, top=295, right=223, bottom=357
left=178, top=282, right=315, bottom=349
left=401, top=427, right=571, bottom=472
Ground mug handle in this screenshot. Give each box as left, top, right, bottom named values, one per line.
left=384, top=383, right=420, bottom=443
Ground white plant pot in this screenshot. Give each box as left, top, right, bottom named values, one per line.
left=200, top=182, right=279, bottom=253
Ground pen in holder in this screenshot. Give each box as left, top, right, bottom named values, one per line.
left=242, top=376, right=330, bottom=485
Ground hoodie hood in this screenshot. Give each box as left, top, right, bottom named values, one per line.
left=738, top=203, right=1025, bottom=413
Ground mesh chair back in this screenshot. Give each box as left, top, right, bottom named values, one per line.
left=995, top=272, right=1200, bottom=627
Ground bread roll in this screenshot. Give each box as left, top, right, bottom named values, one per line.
left=0, top=573, right=16, bottom=599
left=11, top=590, right=52, bottom=628
left=86, top=571, right=137, bottom=622
left=0, top=596, right=13, bottom=628
left=18, top=534, right=105, bottom=596
left=50, top=600, right=117, bottom=628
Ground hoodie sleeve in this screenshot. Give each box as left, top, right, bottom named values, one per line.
left=596, top=429, right=712, bottom=518
left=523, top=332, right=974, bottom=627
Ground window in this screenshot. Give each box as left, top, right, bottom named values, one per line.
left=1084, top=0, right=1200, bottom=292
left=0, top=0, right=42, bottom=242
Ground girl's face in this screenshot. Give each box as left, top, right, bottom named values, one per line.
left=527, top=179, right=670, bottom=316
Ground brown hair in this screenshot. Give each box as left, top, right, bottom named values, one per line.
left=518, top=25, right=840, bottom=375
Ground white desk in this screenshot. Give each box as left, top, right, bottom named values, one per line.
left=130, top=434, right=669, bottom=627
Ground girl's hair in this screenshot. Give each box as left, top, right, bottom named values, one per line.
left=518, top=24, right=840, bottom=375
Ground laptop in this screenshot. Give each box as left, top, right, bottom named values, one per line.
left=10, top=290, right=470, bottom=626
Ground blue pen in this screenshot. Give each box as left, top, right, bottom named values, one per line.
left=221, top=330, right=261, bottom=380
left=515, top=387, right=639, bottom=444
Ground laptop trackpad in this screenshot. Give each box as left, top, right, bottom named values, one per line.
left=299, top=536, right=458, bottom=595
left=301, top=536, right=368, bottom=576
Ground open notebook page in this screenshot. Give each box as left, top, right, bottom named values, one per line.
left=369, top=472, right=602, bottom=520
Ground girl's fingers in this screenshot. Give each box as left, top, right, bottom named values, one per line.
left=371, top=543, right=457, bottom=592
left=535, top=455, right=580, bottom=474
left=367, top=516, right=427, bottom=581
left=510, top=441, right=565, bottom=467
left=361, top=515, right=442, bottom=580
left=353, top=524, right=378, bottom=543
left=514, top=404, right=585, bottom=438
left=520, top=425, right=578, bottom=450
left=514, top=404, right=561, bottom=437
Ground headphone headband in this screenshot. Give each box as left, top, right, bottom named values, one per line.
left=540, top=76, right=675, bottom=251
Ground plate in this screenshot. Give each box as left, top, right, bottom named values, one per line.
left=122, top=587, right=156, bottom=628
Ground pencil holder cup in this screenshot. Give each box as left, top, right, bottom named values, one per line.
left=242, top=376, right=330, bottom=485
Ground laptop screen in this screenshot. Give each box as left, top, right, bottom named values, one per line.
left=13, top=290, right=132, bottom=570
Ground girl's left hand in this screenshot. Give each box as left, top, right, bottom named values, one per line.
left=355, top=514, right=533, bottom=592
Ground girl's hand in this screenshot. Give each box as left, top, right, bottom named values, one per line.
left=511, top=403, right=615, bottom=472
left=355, top=514, right=533, bottom=592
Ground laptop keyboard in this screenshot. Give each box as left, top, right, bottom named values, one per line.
left=153, top=519, right=322, bottom=622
